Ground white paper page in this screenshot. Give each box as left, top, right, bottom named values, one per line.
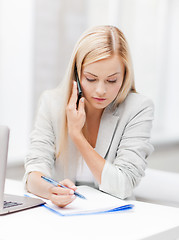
left=44, top=186, right=129, bottom=215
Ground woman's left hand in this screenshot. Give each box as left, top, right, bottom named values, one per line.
left=66, top=81, right=86, bottom=140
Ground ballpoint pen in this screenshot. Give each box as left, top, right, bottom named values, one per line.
left=41, top=176, right=86, bottom=200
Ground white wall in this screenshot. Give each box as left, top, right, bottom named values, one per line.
left=162, top=0, right=179, bottom=142
left=33, top=0, right=87, bottom=108
left=1, top=0, right=179, bottom=165
left=0, top=0, right=34, bottom=164
left=87, top=0, right=179, bottom=144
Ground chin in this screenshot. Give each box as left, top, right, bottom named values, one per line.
left=92, top=103, right=108, bottom=110
left=85, top=99, right=109, bottom=110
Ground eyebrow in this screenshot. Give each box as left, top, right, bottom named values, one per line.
left=84, top=71, right=121, bottom=77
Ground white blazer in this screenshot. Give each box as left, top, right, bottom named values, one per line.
left=24, top=87, right=154, bottom=199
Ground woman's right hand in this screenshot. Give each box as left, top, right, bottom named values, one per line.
left=48, top=179, right=77, bottom=208
left=66, top=81, right=86, bottom=140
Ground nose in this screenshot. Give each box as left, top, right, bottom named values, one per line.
left=95, top=81, right=106, bottom=96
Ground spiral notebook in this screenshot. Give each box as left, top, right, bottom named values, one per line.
left=26, top=186, right=134, bottom=216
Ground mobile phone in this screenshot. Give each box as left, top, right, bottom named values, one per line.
left=75, top=65, right=83, bottom=108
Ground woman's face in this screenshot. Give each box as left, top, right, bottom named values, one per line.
left=81, top=55, right=125, bottom=111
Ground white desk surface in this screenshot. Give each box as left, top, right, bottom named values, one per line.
left=0, top=179, right=179, bottom=240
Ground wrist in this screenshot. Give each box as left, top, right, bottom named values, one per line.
left=70, top=131, right=85, bottom=144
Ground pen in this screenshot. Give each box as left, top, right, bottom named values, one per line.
left=41, top=176, right=86, bottom=200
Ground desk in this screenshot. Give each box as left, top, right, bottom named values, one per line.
left=0, top=179, right=179, bottom=240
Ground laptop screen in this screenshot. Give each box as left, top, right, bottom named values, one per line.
left=0, top=126, right=10, bottom=210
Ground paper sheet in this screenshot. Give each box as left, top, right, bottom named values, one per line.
left=26, top=186, right=134, bottom=216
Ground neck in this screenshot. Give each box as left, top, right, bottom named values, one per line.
left=85, top=102, right=104, bottom=120
left=83, top=102, right=104, bottom=148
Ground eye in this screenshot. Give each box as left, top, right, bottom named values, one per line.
left=86, top=77, right=96, bottom=82
left=107, top=79, right=117, bottom=83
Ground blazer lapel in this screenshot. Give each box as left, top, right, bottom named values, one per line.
left=95, top=106, right=120, bottom=158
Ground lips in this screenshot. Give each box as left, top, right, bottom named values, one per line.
left=93, top=97, right=106, bottom=102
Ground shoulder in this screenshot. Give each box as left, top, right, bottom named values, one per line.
left=39, top=87, right=63, bottom=103
left=113, top=92, right=154, bottom=117
left=124, top=92, right=154, bottom=108
left=35, top=87, right=64, bottom=122
left=37, top=87, right=64, bottom=111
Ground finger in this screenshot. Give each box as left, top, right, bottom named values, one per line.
left=50, top=193, right=76, bottom=208
left=68, top=81, right=78, bottom=108
left=50, top=186, right=74, bottom=195
left=77, top=97, right=85, bottom=114
left=60, top=179, right=77, bottom=191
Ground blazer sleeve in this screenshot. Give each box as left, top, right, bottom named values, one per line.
left=23, top=91, right=56, bottom=186
left=99, top=97, right=154, bottom=199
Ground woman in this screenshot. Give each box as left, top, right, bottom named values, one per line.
left=24, top=25, right=154, bottom=207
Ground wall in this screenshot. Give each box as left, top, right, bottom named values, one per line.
left=0, top=0, right=34, bottom=163
left=1, top=0, right=179, bottom=171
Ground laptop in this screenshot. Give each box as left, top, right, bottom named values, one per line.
left=0, top=125, right=45, bottom=215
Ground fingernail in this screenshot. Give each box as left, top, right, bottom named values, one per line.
left=81, top=98, right=84, bottom=102
left=71, top=195, right=76, bottom=199
left=73, top=81, right=76, bottom=86
left=70, top=190, right=74, bottom=195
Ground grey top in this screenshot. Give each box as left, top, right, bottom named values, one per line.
left=24, top=87, right=154, bottom=199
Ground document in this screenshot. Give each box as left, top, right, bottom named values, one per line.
left=26, top=186, right=134, bottom=216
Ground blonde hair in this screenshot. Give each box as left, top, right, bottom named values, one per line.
left=57, top=25, right=136, bottom=159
